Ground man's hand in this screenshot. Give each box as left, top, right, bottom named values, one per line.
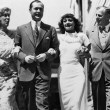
left=25, top=55, right=35, bottom=63
left=36, top=53, right=46, bottom=62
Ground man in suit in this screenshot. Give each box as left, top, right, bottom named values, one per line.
left=14, top=0, right=59, bottom=110
left=88, top=6, right=110, bottom=110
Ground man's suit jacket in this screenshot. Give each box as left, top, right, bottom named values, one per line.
left=88, top=25, right=110, bottom=81
left=15, top=22, right=59, bottom=81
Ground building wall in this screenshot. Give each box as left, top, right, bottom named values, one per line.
left=0, top=0, right=72, bottom=29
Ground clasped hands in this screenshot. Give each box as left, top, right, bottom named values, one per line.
left=76, top=46, right=89, bottom=57
left=25, top=48, right=56, bottom=63
left=25, top=53, right=46, bottom=63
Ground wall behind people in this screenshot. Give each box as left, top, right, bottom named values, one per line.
left=0, top=0, right=72, bottom=29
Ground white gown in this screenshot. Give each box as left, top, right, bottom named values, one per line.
left=58, top=32, right=90, bottom=110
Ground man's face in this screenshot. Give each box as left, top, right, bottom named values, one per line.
left=29, top=2, right=44, bottom=22
left=96, top=8, right=105, bottom=25
left=99, top=11, right=110, bottom=27
left=0, top=11, right=11, bottom=28
left=63, top=17, right=75, bottom=33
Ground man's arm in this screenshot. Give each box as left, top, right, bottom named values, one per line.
left=45, top=27, right=59, bottom=61
left=14, top=27, right=27, bottom=63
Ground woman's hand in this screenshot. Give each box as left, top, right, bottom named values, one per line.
left=12, top=46, right=21, bottom=56
left=76, top=46, right=90, bottom=58
left=77, top=46, right=86, bottom=55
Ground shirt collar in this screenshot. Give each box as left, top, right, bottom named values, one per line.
left=31, top=20, right=41, bottom=30
left=65, top=31, right=77, bottom=37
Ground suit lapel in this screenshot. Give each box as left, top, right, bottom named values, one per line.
left=24, top=22, right=36, bottom=47
left=36, top=22, right=46, bottom=47
left=104, top=32, right=110, bottom=49
left=91, top=26, right=103, bottom=50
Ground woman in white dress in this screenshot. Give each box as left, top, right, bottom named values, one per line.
left=57, top=13, right=90, bottom=110
left=0, top=7, right=20, bottom=110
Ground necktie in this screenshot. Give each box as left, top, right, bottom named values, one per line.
left=35, top=25, right=39, bottom=36
left=34, top=25, right=39, bottom=44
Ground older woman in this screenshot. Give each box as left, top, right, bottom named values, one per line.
left=0, top=7, right=20, bottom=110
left=57, top=13, right=90, bottom=110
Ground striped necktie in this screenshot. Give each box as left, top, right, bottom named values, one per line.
left=34, top=25, right=39, bottom=44
left=35, top=25, right=39, bottom=36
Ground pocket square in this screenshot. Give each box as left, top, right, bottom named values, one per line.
left=45, top=37, right=50, bottom=39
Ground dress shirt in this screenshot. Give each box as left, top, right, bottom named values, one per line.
left=31, top=20, right=41, bottom=44
left=31, top=20, right=41, bottom=31
left=99, top=30, right=110, bottom=49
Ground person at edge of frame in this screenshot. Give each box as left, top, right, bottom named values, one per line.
left=0, top=6, right=20, bottom=110
left=87, top=6, right=110, bottom=110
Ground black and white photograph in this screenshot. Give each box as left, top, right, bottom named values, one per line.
left=0, top=0, right=110, bottom=110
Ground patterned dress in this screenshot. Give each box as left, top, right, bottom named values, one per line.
left=58, top=32, right=90, bottom=110
left=0, top=30, right=18, bottom=110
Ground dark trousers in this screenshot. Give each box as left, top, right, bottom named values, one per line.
left=92, top=72, right=106, bottom=110
left=15, top=75, right=50, bottom=110
left=34, top=75, right=50, bottom=110
left=15, top=79, right=36, bottom=110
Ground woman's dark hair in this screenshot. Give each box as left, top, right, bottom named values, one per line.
left=58, top=13, right=81, bottom=34
left=0, top=7, right=11, bottom=17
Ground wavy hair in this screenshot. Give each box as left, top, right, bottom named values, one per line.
left=58, top=13, right=81, bottom=34
left=0, top=7, right=11, bottom=17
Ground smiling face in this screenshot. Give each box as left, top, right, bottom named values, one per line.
left=29, top=1, right=44, bottom=22
left=99, top=9, right=110, bottom=27
left=96, top=7, right=106, bottom=25
left=63, top=17, right=75, bottom=33
left=0, top=10, right=11, bottom=28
